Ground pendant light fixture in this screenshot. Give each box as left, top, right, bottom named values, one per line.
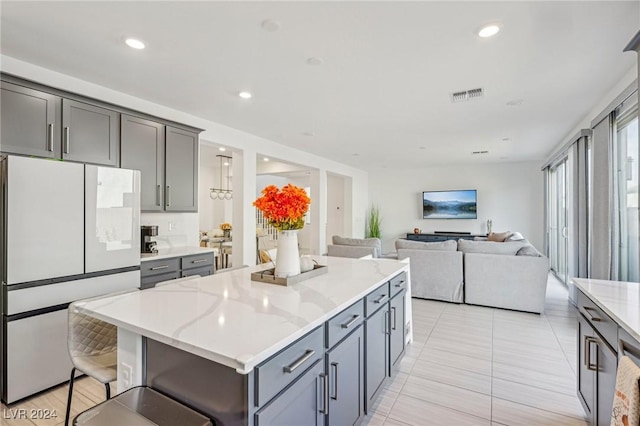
left=210, top=155, right=233, bottom=200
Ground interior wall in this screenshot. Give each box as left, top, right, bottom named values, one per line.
left=199, top=144, right=232, bottom=232
left=141, top=212, right=199, bottom=249
left=369, top=161, right=544, bottom=253
left=326, top=174, right=346, bottom=243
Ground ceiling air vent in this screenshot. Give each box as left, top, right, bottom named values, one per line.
left=450, top=87, right=484, bottom=103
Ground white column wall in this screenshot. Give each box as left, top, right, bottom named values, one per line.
left=232, top=149, right=257, bottom=267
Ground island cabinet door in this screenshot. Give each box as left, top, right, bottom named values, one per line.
left=577, top=313, right=596, bottom=420
left=389, top=290, right=406, bottom=371
left=326, top=325, right=365, bottom=426
left=365, top=304, right=390, bottom=413
left=254, top=359, right=325, bottom=426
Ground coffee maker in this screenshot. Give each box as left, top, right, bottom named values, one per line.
left=141, top=225, right=158, bottom=254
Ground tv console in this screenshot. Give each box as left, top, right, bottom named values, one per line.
left=406, top=232, right=485, bottom=242
left=434, top=231, right=471, bottom=235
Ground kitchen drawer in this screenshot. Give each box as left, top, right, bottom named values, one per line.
left=389, top=272, right=407, bottom=298
left=365, top=282, right=390, bottom=318
left=141, top=257, right=180, bottom=277
left=325, top=300, right=364, bottom=349
left=578, top=291, right=617, bottom=350
left=181, top=253, right=214, bottom=271
left=255, top=326, right=324, bottom=407
left=140, top=271, right=180, bottom=289
left=181, top=265, right=213, bottom=278
left=618, top=327, right=640, bottom=366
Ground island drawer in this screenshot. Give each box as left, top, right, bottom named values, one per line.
left=181, top=265, right=213, bottom=278
left=141, top=258, right=180, bottom=277
left=325, top=300, right=364, bottom=349
left=365, top=282, right=390, bottom=317
left=255, top=326, right=324, bottom=407
left=578, top=291, right=617, bottom=350
left=181, top=253, right=214, bottom=270
left=389, top=272, right=407, bottom=298
left=140, top=271, right=180, bottom=289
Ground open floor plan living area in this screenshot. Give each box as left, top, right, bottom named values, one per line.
left=0, top=2, right=639, bottom=426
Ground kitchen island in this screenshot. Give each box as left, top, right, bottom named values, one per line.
left=76, top=256, right=412, bottom=426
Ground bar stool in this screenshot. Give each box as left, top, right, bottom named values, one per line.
left=65, top=300, right=118, bottom=426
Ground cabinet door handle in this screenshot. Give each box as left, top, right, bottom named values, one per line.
left=156, top=185, right=161, bottom=206
left=64, top=126, right=70, bottom=154
left=48, top=124, right=54, bottom=152
left=283, top=349, right=315, bottom=373
left=330, top=362, right=338, bottom=400
left=391, top=306, right=397, bottom=330
left=394, top=280, right=405, bottom=288
left=150, top=265, right=169, bottom=271
left=585, top=336, right=598, bottom=371
left=340, top=314, right=360, bottom=329
left=320, top=373, right=329, bottom=415
left=583, top=307, right=601, bottom=322
left=374, top=294, right=387, bottom=304
left=166, top=185, right=171, bottom=207
left=384, top=310, right=390, bottom=335
left=191, top=259, right=207, bottom=264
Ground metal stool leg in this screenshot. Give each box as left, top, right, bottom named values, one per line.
left=64, top=367, right=76, bottom=426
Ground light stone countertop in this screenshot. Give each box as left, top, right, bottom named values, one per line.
left=573, top=278, right=640, bottom=342
left=76, top=256, right=410, bottom=374
left=140, top=246, right=215, bottom=262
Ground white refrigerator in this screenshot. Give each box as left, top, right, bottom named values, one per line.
left=1, top=155, right=141, bottom=403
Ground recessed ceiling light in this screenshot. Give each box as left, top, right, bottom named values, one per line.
left=223, top=161, right=229, bottom=166
left=263, top=157, right=269, bottom=162
left=478, top=24, right=500, bottom=38
left=218, top=147, right=226, bottom=151
left=238, top=91, right=252, bottom=99
left=261, top=19, right=281, bottom=32
left=125, top=38, right=145, bottom=49
left=306, top=57, right=324, bottom=66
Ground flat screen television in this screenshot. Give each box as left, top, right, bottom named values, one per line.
left=422, top=189, right=477, bottom=219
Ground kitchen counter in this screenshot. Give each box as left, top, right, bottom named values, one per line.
left=76, top=256, right=410, bottom=374
left=572, top=278, right=640, bottom=342
left=140, top=246, right=215, bottom=262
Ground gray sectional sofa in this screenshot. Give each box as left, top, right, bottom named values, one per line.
left=396, top=237, right=549, bottom=313
left=327, top=235, right=382, bottom=258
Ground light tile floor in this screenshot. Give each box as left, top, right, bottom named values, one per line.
left=2, top=274, right=584, bottom=426
left=364, top=273, right=587, bottom=426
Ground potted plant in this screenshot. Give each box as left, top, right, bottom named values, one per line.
left=366, top=205, right=381, bottom=239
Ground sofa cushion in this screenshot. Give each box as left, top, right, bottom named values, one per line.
left=457, top=239, right=528, bottom=255
left=516, top=244, right=543, bottom=257
left=505, top=231, right=525, bottom=242
left=331, top=236, right=381, bottom=257
left=395, top=239, right=457, bottom=251
left=487, top=231, right=512, bottom=242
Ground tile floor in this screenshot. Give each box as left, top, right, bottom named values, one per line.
left=364, top=274, right=587, bottom=426
left=2, top=274, right=585, bottom=426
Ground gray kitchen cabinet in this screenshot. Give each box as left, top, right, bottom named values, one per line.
left=165, top=126, right=198, bottom=212
left=62, top=99, right=119, bottom=166
left=140, top=252, right=214, bottom=289
left=577, top=290, right=617, bottom=425
left=326, top=325, right=365, bottom=426
left=390, top=289, right=406, bottom=371
left=254, top=359, right=325, bottom=426
left=365, top=298, right=389, bottom=413
left=121, top=114, right=165, bottom=211
left=0, top=81, right=61, bottom=159
left=121, top=117, right=198, bottom=212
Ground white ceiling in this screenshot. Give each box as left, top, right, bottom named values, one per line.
left=1, top=1, right=638, bottom=169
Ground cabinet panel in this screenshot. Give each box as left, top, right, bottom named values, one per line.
left=0, top=81, right=60, bottom=158
left=390, top=290, right=406, bottom=370
left=595, top=335, right=617, bottom=426
left=165, top=126, right=198, bottom=212
left=365, top=282, right=390, bottom=317
left=181, top=266, right=213, bottom=278
left=326, top=325, right=364, bottom=426
left=365, top=303, right=389, bottom=413
left=577, top=314, right=595, bottom=418
left=326, top=300, right=364, bottom=349
left=121, top=114, right=165, bottom=211
left=255, top=359, right=324, bottom=426
left=62, top=99, right=119, bottom=166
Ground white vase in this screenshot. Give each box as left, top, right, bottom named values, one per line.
left=275, top=230, right=301, bottom=278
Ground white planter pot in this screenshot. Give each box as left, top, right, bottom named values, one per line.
left=275, top=230, right=301, bottom=278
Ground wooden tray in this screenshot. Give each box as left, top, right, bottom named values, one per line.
left=251, top=265, right=328, bottom=286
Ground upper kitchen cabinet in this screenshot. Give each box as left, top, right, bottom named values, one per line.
left=165, top=126, right=198, bottom=212
left=0, top=81, right=61, bottom=159
left=121, top=115, right=165, bottom=211
left=121, top=116, right=199, bottom=212
left=62, top=99, right=119, bottom=167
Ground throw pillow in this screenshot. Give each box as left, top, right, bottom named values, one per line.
left=505, top=231, right=525, bottom=242
left=516, top=245, right=542, bottom=257
left=457, top=239, right=528, bottom=255
left=487, top=231, right=512, bottom=242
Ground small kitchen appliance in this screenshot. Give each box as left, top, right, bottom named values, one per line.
left=141, top=225, right=159, bottom=254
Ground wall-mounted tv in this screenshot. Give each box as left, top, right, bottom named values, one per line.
left=422, top=189, right=477, bottom=219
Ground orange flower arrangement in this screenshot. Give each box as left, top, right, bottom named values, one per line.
left=253, top=184, right=311, bottom=230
